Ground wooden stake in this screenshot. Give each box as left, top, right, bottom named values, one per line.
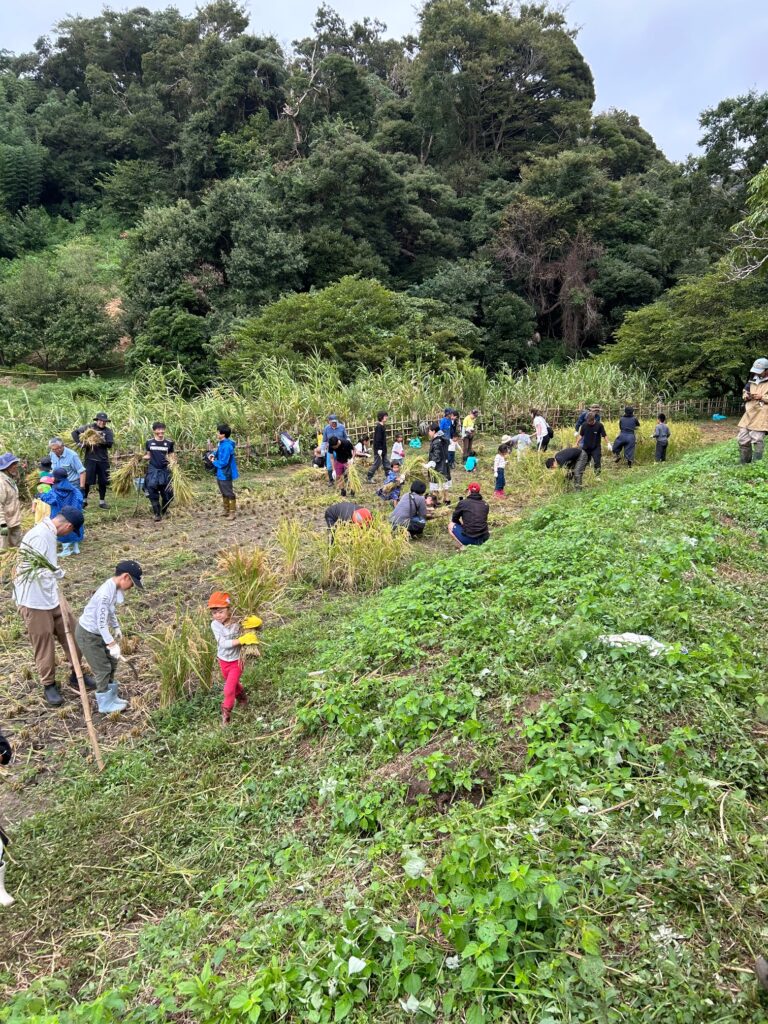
left=58, top=594, right=105, bottom=772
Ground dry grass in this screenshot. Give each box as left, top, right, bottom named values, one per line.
left=275, top=519, right=302, bottom=578
left=214, top=544, right=284, bottom=616
left=312, top=515, right=412, bottom=592
left=169, top=460, right=194, bottom=506
left=148, top=612, right=216, bottom=708
left=110, top=455, right=142, bottom=497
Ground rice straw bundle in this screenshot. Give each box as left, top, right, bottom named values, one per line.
left=238, top=630, right=261, bottom=660
left=78, top=427, right=106, bottom=448
left=34, top=498, right=51, bottom=524
left=170, top=460, right=194, bottom=506
left=111, top=454, right=142, bottom=497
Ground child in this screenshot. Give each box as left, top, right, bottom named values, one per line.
left=653, top=413, right=671, bottom=462
left=76, top=560, right=143, bottom=714
left=493, top=445, right=508, bottom=498
left=208, top=591, right=257, bottom=724
left=376, top=459, right=403, bottom=502
left=390, top=434, right=405, bottom=464
left=354, top=435, right=371, bottom=459
left=208, top=423, right=239, bottom=518
left=464, top=452, right=478, bottom=472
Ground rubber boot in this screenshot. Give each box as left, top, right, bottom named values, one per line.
left=493, top=490, right=505, bottom=499
left=150, top=498, right=162, bottom=522
left=228, top=497, right=237, bottom=519
left=43, top=684, right=63, bottom=707
left=754, top=446, right=764, bottom=462
left=60, top=543, right=74, bottom=557
left=96, top=686, right=127, bottom=713
left=739, top=445, right=752, bottom=464
left=108, top=681, right=128, bottom=710
left=73, top=542, right=81, bottom=554
left=221, top=496, right=229, bottom=517
left=756, top=956, right=768, bottom=992
left=69, top=669, right=97, bottom=692
left=0, top=863, right=14, bottom=907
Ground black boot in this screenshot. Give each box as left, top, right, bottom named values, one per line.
left=44, top=684, right=63, bottom=707
left=740, top=445, right=753, bottom=464
left=69, top=669, right=97, bottom=692
left=150, top=499, right=162, bottom=522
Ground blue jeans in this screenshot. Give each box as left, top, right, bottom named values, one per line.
left=452, top=524, right=488, bottom=546
left=494, top=469, right=505, bottom=491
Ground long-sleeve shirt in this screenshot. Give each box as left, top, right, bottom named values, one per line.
left=653, top=423, right=671, bottom=443
left=372, top=422, right=387, bottom=455
left=493, top=454, right=506, bottom=474
left=211, top=618, right=241, bottom=661
left=13, top=520, right=61, bottom=610
left=0, top=472, right=21, bottom=528
left=212, top=438, right=239, bottom=481
left=72, top=424, right=114, bottom=463
left=390, top=491, right=427, bottom=528
left=79, top=578, right=123, bottom=644
left=50, top=447, right=85, bottom=485
left=322, top=423, right=349, bottom=452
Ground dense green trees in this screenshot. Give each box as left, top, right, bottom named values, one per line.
left=0, top=0, right=765, bottom=385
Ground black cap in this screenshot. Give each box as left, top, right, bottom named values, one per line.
left=115, top=559, right=143, bottom=589
left=60, top=506, right=85, bottom=530
left=94, top=412, right=110, bottom=422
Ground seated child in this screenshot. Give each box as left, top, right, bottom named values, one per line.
left=464, top=453, right=478, bottom=472
left=354, top=435, right=371, bottom=459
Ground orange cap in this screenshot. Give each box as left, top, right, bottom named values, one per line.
left=351, top=508, right=372, bottom=525
left=208, top=591, right=231, bottom=609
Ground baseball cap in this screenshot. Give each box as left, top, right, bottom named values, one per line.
left=467, top=482, right=481, bottom=494
left=52, top=468, right=68, bottom=482
left=208, top=591, right=231, bottom=609
left=351, top=508, right=372, bottom=525
left=0, top=452, right=19, bottom=471
left=60, top=506, right=85, bottom=531
left=94, top=412, right=110, bottom=422
left=116, top=559, right=143, bottom=589
left=328, top=413, right=339, bottom=422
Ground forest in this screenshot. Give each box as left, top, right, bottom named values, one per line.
left=1, top=0, right=767, bottom=397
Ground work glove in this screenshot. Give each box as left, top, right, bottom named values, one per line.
left=108, top=643, right=122, bottom=661
left=113, top=627, right=123, bottom=640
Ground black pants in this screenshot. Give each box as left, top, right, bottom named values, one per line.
left=146, top=469, right=173, bottom=516
left=367, top=452, right=391, bottom=481
left=84, top=460, right=109, bottom=500
left=655, top=441, right=668, bottom=462
left=583, top=446, right=601, bottom=473
left=217, top=478, right=235, bottom=499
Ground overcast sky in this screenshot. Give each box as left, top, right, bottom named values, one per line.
left=2, top=0, right=766, bottom=161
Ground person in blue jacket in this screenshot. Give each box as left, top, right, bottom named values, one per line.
left=321, top=414, right=349, bottom=486
left=42, top=469, right=85, bottom=555
left=208, top=423, right=239, bottom=518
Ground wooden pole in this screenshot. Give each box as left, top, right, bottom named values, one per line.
left=58, top=594, right=105, bottom=772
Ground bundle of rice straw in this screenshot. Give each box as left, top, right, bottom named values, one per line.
left=34, top=499, right=51, bottom=524
left=111, top=454, right=142, bottom=497
left=78, top=427, right=106, bottom=448
left=170, top=460, right=194, bottom=506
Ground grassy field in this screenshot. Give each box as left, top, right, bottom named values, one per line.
left=4, top=425, right=768, bottom=1022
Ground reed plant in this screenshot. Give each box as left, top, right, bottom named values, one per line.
left=169, top=460, right=195, bottom=506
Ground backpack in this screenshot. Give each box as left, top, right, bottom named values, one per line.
left=407, top=494, right=427, bottom=536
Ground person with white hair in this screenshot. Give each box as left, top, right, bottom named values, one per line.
left=48, top=438, right=86, bottom=490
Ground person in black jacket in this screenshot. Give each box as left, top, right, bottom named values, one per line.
left=72, top=412, right=114, bottom=509
left=578, top=412, right=607, bottom=477
left=449, top=482, right=490, bottom=548
left=329, top=435, right=355, bottom=496
left=545, top=447, right=589, bottom=490
left=612, top=406, right=641, bottom=467
left=366, top=411, right=390, bottom=482
left=425, top=421, right=452, bottom=505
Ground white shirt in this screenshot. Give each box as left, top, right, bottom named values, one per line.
left=79, top=579, right=124, bottom=644
left=211, top=618, right=240, bottom=661
left=13, top=520, right=61, bottom=610
left=390, top=442, right=405, bottom=461
left=493, top=453, right=506, bottom=473
left=533, top=415, right=549, bottom=445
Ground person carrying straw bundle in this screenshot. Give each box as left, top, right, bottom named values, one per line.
left=72, top=412, right=114, bottom=509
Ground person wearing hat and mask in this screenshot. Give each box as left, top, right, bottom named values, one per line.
left=48, top=438, right=85, bottom=491
left=72, top=412, right=114, bottom=509
left=13, top=506, right=96, bottom=707
left=41, top=468, right=85, bottom=556
left=449, top=482, right=490, bottom=548
left=0, top=453, right=22, bottom=550
left=322, top=414, right=349, bottom=486
left=76, top=560, right=142, bottom=714
left=738, top=357, right=768, bottom=463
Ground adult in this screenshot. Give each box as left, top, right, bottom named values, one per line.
left=737, top=357, right=768, bottom=463
left=545, top=447, right=588, bottom=490
left=209, top=423, right=239, bottom=518
left=49, top=438, right=85, bottom=490
left=578, top=411, right=607, bottom=477
left=575, top=404, right=601, bottom=437
left=390, top=480, right=429, bottom=537
left=532, top=409, right=552, bottom=452
left=144, top=421, right=175, bottom=521
left=42, top=469, right=85, bottom=556
left=72, top=412, right=114, bottom=509
left=612, top=406, right=641, bottom=467
left=13, top=507, right=96, bottom=707
left=322, top=415, right=349, bottom=486
left=324, top=502, right=372, bottom=529
left=449, top=482, right=490, bottom=548
left=461, top=409, right=480, bottom=459
left=0, top=453, right=22, bottom=550
left=329, top=435, right=355, bottom=496
left=426, top=421, right=452, bottom=505
left=367, top=411, right=390, bottom=482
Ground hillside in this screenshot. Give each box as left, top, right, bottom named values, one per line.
left=2, top=445, right=768, bottom=1022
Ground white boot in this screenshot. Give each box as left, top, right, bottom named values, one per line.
left=59, top=544, right=74, bottom=558
left=96, top=686, right=127, bottom=713
left=73, top=542, right=81, bottom=554
left=0, top=863, right=14, bottom=907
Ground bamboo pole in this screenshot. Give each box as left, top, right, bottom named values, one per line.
left=58, top=594, right=105, bottom=772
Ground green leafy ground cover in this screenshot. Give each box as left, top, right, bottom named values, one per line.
left=3, top=446, right=768, bottom=1022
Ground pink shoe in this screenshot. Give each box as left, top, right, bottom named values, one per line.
left=493, top=490, right=505, bottom=499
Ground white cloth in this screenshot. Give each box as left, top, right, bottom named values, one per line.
left=390, top=442, right=405, bottom=462
left=533, top=415, right=549, bottom=447
left=79, top=578, right=124, bottom=644
left=493, top=453, right=506, bottom=473
left=211, top=618, right=240, bottom=661
left=13, top=520, right=61, bottom=610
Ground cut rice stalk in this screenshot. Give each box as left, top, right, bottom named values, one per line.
left=170, top=460, right=194, bottom=506
left=111, top=454, right=142, bottom=497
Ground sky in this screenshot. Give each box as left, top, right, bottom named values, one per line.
left=2, top=0, right=766, bottom=161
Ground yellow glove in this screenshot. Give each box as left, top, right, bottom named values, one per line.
left=238, top=631, right=260, bottom=646
left=242, top=615, right=263, bottom=630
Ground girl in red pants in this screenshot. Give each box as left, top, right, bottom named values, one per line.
left=208, top=592, right=253, bottom=725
